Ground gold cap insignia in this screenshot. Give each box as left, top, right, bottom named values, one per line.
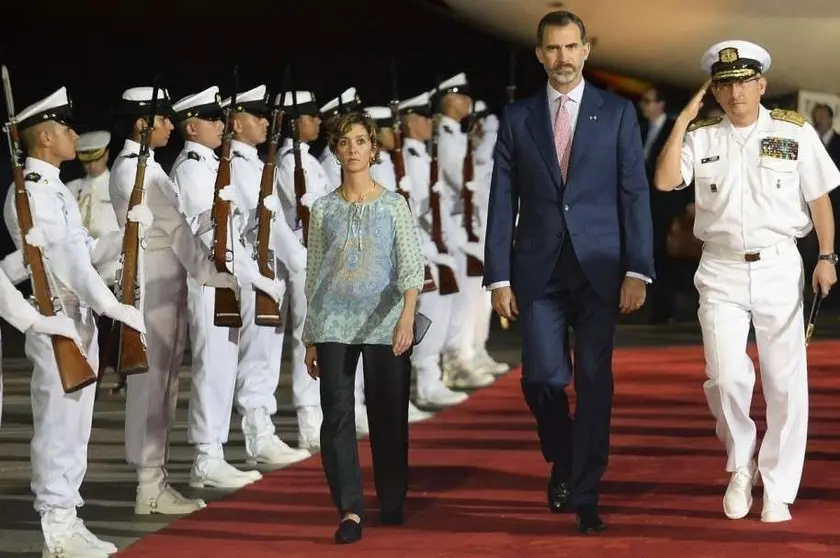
left=719, top=47, right=738, bottom=64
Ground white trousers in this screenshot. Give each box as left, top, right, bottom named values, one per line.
left=412, top=266, right=454, bottom=397
left=444, top=251, right=481, bottom=361
left=27, top=309, right=99, bottom=513
left=125, top=249, right=188, bottom=469
left=235, top=284, right=281, bottom=415
left=187, top=280, right=239, bottom=445
left=695, top=239, right=807, bottom=503
left=471, top=283, right=493, bottom=353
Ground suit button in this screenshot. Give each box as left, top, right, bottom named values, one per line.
left=564, top=204, right=569, bottom=211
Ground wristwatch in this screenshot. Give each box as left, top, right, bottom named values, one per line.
left=818, top=253, right=839, bottom=265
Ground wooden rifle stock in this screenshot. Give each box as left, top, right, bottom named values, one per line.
left=211, top=129, right=243, bottom=328
left=429, top=121, right=459, bottom=295
left=461, top=119, right=484, bottom=277
left=291, top=118, right=309, bottom=247
left=254, top=108, right=284, bottom=327
left=5, top=122, right=96, bottom=393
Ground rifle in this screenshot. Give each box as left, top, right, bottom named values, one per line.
left=290, top=89, right=309, bottom=246
left=461, top=102, right=484, bottom=277
left=2, top=66, right=97, bottom=393
left=211, top=67, right=243, bottom=328
left=253, top=77, right=286, bottom=327
left=429, top=111, right=459, bottom=295
left=115, top=80, right=162, bottom=376
left=389, top=57, right=436, bottom=294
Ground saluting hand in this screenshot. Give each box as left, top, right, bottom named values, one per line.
left=679, top=79, right=712, bottom=123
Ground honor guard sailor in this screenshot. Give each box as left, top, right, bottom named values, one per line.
left=654, top=40, right=840, bottom=523
left=110, top=85, right=239, bottom=515
left=364, top=106, right=398, bottom=191
left=3, top=86, right=146, bottom=557
left=277, top=89, right=372, bottom=437
left=432, top=73, right=495, bottom=390
left=319, top=87, right=362, bottom=188
left=221, top=84, right=310, bottom=464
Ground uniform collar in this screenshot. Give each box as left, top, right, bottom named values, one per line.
left=231, top=139, right=258, bottom=159
left=280, top=138, right=310, bottom=153
left=184, top=140, right=218, bottom=160
left=25, top=157, right=62, bottom=183
left=122, top=139, right=156, bottom=163
left=439, top=115, right=461, bottom=133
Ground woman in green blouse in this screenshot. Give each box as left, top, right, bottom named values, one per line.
left=302, top=110, right=424, bottom=544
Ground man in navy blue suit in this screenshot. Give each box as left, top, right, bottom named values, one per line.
left=484, top=10, right=654, bottom=533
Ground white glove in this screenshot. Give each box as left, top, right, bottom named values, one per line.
left=29, top=314, right=82, bottom=345
left=103, top=303, right=146, bottom=334
left=25, top=226, right=47, bottom=248
left=461, top=240, right=484, bottom=260
left=431, top=181, right=444, bottom=195
left=398, top=176, right=413, bottom=193
left=127, top=204, right=154, bottom=229
left=252, top=274, right=282, bottom=303
left=218, top=185, right=236, bottom=204
left=483, top=114, right=499, bottom=133
left=464, top=180, right=477, bottom=192
left=432, top=252, right=457, bottom=270
left=263, top=194, right=279, bottom=213
left=205, top=271, right=241, bottom=300
left=300, top=192, right=316, bottom=208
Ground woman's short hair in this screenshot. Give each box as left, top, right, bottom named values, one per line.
left=328, top=111, right=381, bottom=165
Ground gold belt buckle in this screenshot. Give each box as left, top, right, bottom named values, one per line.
left=744, top=252, right=761, bottom=262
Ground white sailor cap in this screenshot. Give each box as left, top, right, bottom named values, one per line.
left=17, top=87, right=73, bottom=131
left=320, top=87, right=362, bottom=118
left=276, top=91, right=319, bottom=116
left=701, top=40, right=771, bottom=84
left=172, top=86, right=224, bottom=122
left=76, top=130, right=111, bottom=162
left=435, top=73, right=470, bottom=97
left=365, top=106, right=394, bottom=127
left=398, top=91, right=433, bottom=118
left=221, top=84, right=270, bottom=115
left=119, top=86, right=172, bottom=117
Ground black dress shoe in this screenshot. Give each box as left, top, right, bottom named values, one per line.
left=575, top=504, right=606, bottom=534
left=547, top=471, right=570, bottom=513
left=334, top=519, right=363, bottom=544
left=380, top=507, right=404, bottom=525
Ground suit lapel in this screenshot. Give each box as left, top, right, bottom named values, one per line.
left=525, top=89, right=564, bottom=191
left=568, top=83, right=604, bottom=181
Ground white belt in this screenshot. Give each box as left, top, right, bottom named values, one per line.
left=144, top=234, right=171, bottom=251
left=702, top=239, right=795, bottom=262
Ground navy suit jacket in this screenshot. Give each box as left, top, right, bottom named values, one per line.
left=484, top=82, right=655, bottom=307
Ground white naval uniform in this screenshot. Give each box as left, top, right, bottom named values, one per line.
left=280, top=139, right=369, bottom=434
left=228, top=139, right=315, bottom=459
left=679, top=106, right=840, bottom=503
left=110, top=139, right=222, bottom=492
left=436, top=115, right=493, bottom=387
left=66, top=169, right=120, bottom=285
left=403, top=138, right=469, bottom=407
left=0, top=268, right=40, bottom=430
left=3, top=157, right=122, bottom=547
left=371, top=151, right=397, bottom=191
left=318, top=146, right=342, bottom=188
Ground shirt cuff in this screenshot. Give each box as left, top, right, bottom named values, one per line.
left=486, top=281, right=511, bottom=291
left=626, top=271, right=652, bottom=284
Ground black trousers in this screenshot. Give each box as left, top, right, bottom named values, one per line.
left=316, top=342, right=411, bottom=519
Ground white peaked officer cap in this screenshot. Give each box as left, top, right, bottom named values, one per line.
left=320, top=87, right=362, bottom=117
left=365, top=106, right=394, bottom=127
left=701, top=40, right=771, bottom=84
left=76, top=130, right=111, bottom=162
left=17, top=87, right=73, bottom=131
left=276, top=91, right=319, bottom=116
left=119, top=86, right=172, bottom=116
left=221, top=84, right=269, bottom=115
left=172, top=86, right=224, bottom=122
left=436, top=73, right=470, bottom=97
left=399, top=91, right=433, bottom=118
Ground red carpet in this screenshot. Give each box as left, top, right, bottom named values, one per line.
left=118, top=342, right=840, bottom=557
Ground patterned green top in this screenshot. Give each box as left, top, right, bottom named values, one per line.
left=302, top=187, right=424, bottom=346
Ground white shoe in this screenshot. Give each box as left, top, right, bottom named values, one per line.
left=355, top=404, right=370, bottom=436
left=190, top=455, right=263, bottom=488
left=473, top=350, right=510, bottom=376
left=246, top=435, right=311, bottom=466
left=761, top=497, right=792, bottom=523
left=42, top=516, right=117, bottom=557
left=407, top=401, right=434, bottom=423
left=135, top=483, right=207, bottom=515
left=723, top=461, right=758, bottom=519
left=416, top=382, right=469, bottom=408
left=297, top=405, right=322, bottom=452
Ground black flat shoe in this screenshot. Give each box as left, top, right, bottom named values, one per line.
left=575, top=504, right=606, bottom=534
left=380, top=507, right=404, bottom=525
left=334, top=519, right=362, bottom=544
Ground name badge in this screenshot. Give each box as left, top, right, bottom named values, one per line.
left=701, top=155, right=720, bottom=164
left=710, top=183, right=718, bottom=193
left=760, top=137, right=799, bottom=160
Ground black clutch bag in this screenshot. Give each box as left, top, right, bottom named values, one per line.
left=413, top=312, right=432, bottom=346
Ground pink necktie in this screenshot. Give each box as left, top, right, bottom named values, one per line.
left=554, top=95, right=572, bottom=182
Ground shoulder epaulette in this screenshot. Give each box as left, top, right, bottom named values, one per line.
left=687, top=116, right=723, bottom=132
left=407, top=147, right=420, bottom=157
left=232, top=150, right=245, bottom=159
left=24, top=172, right=42, bottom=183
left=187, top=151, right=202, bottom=161
left=279, top=148, right=293, bottom=159
left=770, top=108, right=806, bottom=127
left=442, top=124, right=453, bottom=134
